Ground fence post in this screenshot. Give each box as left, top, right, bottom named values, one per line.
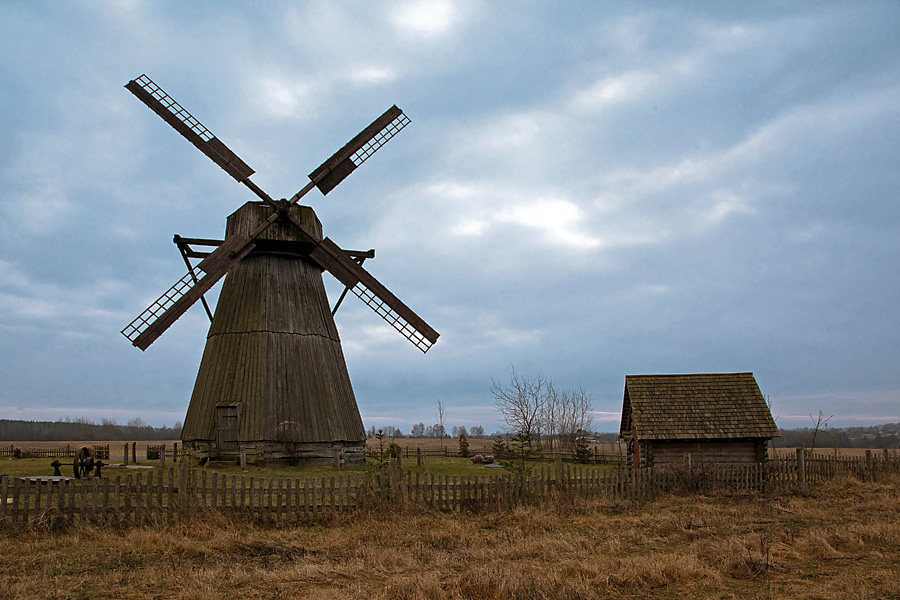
left=179, top=460, right=188, bottom=509
left=865, top=449, right=873, bottom=481
left=796, top=448, right=806, bottom=489
left=132, top=442, right=136, bottom=464
left=240, top=446, right=247, bottom=471
left=0, top=475, right=7, bottom=521
left=333, top=447, right=341, bottom=470
left=160, top=444, right=166, bottom=469
left=173, top=442, right=178, bottom=464
left=417, top=448, right=422, bottom=467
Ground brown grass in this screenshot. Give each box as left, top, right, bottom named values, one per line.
left=1, top=474, right=897, bottom=599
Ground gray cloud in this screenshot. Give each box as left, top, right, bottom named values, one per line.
left=1, top=2, right=898, bottom=431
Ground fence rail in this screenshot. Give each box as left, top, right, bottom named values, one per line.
left=0, top=445, right=110, bottom=460
left=146, top=444, right=179, bottom=460
left=2, top=452, right=897, bottom=526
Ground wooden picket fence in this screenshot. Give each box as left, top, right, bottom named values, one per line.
left=2, top=452, right=897, bottom=527
left=0, top=444, right=110, bottom=460
left=145, top=444, right=179, bottom=461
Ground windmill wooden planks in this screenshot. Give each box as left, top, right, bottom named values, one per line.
left=182, top=203, right=365, bottom=463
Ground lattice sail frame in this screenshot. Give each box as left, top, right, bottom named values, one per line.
left=126, top=74, right=254, bottom=182
left=349, top=111, right=410, bottom=168
left=121, top=272, right=196, bottom=343
left=132, top=75, right=214, bottom=142
left=351, top=283, right=434, bottom=353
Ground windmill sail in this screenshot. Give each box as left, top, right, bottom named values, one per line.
left=308, top=238, right=439, bottom=353
left=308, top=105, right=410, bottom=195
left=126, top=75, right=254, bottom=182
left=122, top=235, right=255, bottom=350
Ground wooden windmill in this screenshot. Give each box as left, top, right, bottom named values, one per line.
left=121, top=75, right=438, bottom=464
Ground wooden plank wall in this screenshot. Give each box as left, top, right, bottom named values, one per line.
left=649, top=440, right=759, bottom=467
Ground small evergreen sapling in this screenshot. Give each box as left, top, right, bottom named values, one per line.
left=458, top=432, right=470, bottom=457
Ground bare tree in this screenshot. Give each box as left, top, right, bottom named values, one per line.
left=808, top=410, right=833, bottom=452
left=555, top=385, right=594, bottom=452
left=491, top=368, right=548, bottom=446
left=437, top=399, right=447, bottom=452
left=543, top=382, right=560, bottom=450
left=492, top=368, right=595, bottom=455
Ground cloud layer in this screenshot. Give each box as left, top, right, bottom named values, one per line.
left=1, top=2, right=898, bottom=431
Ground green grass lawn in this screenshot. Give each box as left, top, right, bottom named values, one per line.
left=2, top=455, right=617, bottom=483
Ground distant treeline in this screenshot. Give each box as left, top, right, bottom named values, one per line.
left=2, top=418, right=897, bottom=448
left=775, top=423, right=900, bottom=449
left=0, top=418, right=181, bottom=442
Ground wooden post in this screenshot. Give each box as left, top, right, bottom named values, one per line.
left=333, top=447, right=341, bottom=469
left=123, top=443, right=129, bottom=465
left=417, top=447, right=422, bottom=467
left=865, top=449, right=873, bottom=481
left=132, top=442, right=136, bottom=464
left=179, top=460, right=188, bottom=509
left=240, top=446, right=247, bottom=471
left=796, top=447, right=806, bottom=489
left=389, top=457, right=397, bottom=493
left=0, top=475, right=7, bottom=522
left=312, top=477, right=318, bottom=516
left=160, top=444, right=166, bottom=469
left=173, top=442, right=178, bottom=464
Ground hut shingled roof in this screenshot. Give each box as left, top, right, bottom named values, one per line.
left=620, top=372, right=779, bottom=440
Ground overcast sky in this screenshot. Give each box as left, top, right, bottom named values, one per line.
left=1, top=1, right=898, bottom=433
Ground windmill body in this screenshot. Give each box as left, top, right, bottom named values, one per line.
left=183, top=202, right=366, bottom=464
left=120, top=75, right=438, bottom=465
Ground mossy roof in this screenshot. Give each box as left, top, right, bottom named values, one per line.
left=620, top=372, right=779, bottom=440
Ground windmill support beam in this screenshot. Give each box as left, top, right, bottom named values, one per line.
left=173, top=235, right=223, bottom=248
left=332, top=251, right=372, bottom=316
left=175, top=236, right=214, bottom=322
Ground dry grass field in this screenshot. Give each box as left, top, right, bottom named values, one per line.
left=1, top=473, right=897, bottom=600
left=770, top=446, right=890, bottom=459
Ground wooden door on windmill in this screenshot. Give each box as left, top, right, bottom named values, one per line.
left=216, top=403, right=241, bottom=451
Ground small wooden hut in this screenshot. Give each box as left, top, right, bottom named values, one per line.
left=619, top=372, right=779, bottom=470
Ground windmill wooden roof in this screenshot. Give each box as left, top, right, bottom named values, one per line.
left=620, top=373, right=779, bottom=440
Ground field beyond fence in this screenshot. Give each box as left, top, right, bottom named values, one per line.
left=2, top=451, right=898, bottom=527
left=0, top=444, right=111, bottom=460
